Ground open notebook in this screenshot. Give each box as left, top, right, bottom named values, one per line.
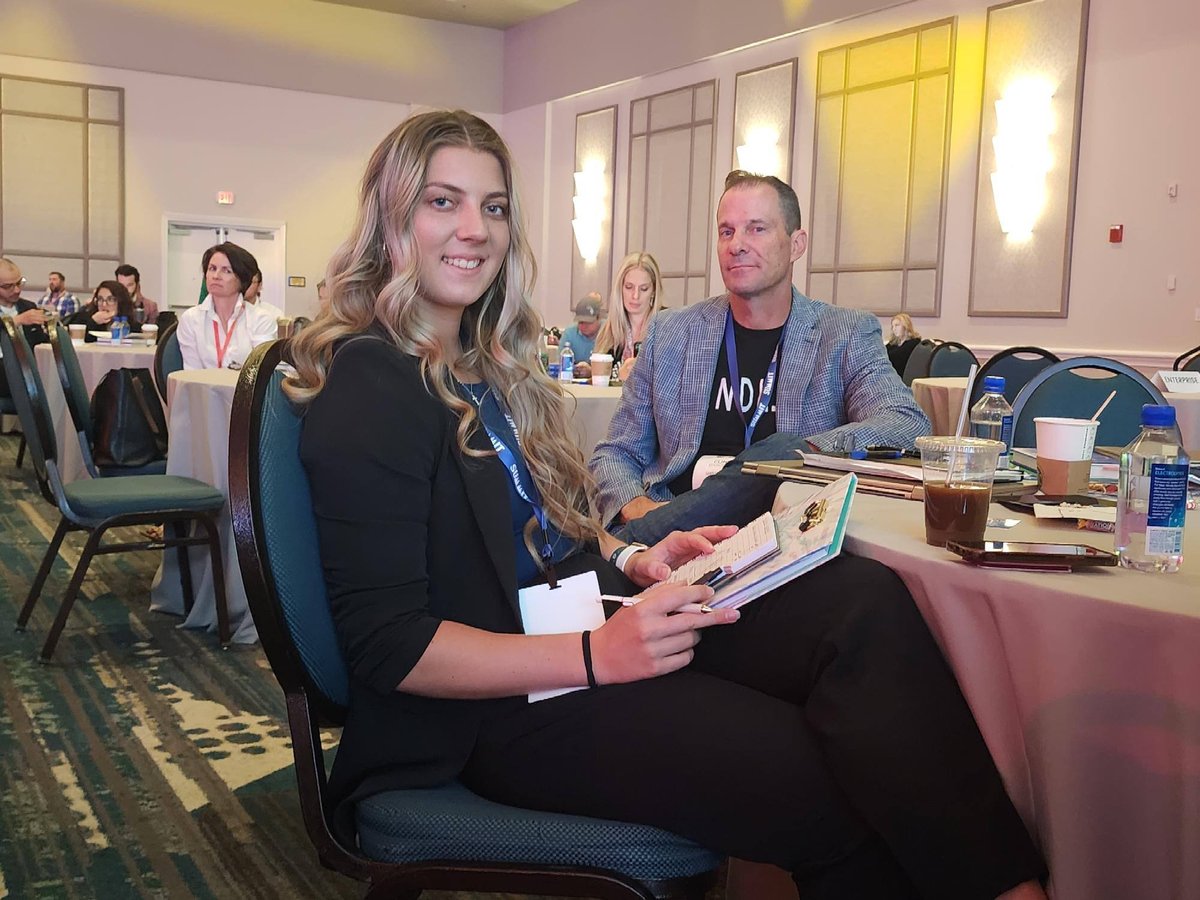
left=665, top=473, right=857, bottom=609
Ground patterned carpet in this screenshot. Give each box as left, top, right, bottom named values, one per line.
left=0, top=431, right=671, bottom=900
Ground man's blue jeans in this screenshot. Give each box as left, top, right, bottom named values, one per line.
left=612, top=432, right=811, bottom=544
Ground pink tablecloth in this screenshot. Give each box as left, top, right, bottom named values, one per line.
left=803, top=488, right=1200, bottom=900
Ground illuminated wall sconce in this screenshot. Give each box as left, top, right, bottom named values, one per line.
left=990, top=78, right=1055, bottom=240
left=571, top=158, right=607, bottom=265
left=736, top=126, right=784, bottom=177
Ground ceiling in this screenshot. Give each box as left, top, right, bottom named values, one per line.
left=315, top=0, right=580, bottom=29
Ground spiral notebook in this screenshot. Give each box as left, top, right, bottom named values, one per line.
left=665, top=473, right=857, bottom=610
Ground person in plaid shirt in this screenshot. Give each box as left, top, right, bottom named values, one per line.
left=38, top=271, right=79, bottom=317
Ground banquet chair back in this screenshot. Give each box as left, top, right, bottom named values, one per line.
left=927, top=341, right=979, bottom=378
left=901, top=339, right=939, bottom=385
left=228, top=339, right=720, bottom=900
left=1174, top=344, right=1200, bottom=372
left=153, top=322, right=183, bottom=403
left=2, top=317, right=229, bottom=660
left=970, top=346, right=1061, bottom=406
left=1010, top=356, right=1167, bottom=449
left=48, top=323, right=167, bottom=478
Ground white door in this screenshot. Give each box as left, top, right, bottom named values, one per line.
left=163, top=217, right=287, bottom=312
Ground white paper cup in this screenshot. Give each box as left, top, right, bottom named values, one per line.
left=141, top=324, right=158, bottom=335
left=590, top=353, right=614, bottom=382
left=1033, top=417, right=1097, bottom=461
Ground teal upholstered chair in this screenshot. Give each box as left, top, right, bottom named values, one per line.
left=48, top=322, right=168, bottom=478
left=969, top=346, right=1061, bottom=407
left=1010, top=356, right=1167, bottom=449
left=927, top=341, right=979, bottom=378
left=901, top=339, right=939, bottom=385
left=1173, top=344, right=1200, bottom=372
left=228, top=340, right=720, bottom=900
left=2, top=318, right=230, bottom=659
left=153, top=321, right=184, bottom=403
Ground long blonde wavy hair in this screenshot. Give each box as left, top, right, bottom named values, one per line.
left=594, top=251, right=663, bottom=358
left=285, top=110, right=597, bottom=547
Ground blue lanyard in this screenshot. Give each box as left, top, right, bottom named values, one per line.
left=722, top=310, right=785, bottom=450
left=466, top=384, right=559, bottom=588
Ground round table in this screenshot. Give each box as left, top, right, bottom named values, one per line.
left=562, top=381, right=623, bottom=457
left=779, top=485, right=1200, bottom=900
left=33, top=340, right=158, bottom=482
left=910, top=376, right=968, bottom=435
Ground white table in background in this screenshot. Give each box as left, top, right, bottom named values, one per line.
left=149, top=368, right=256, bottom=642
left=562, top=382, right=623, bottom=457
left=33, top=340, right=157, bottom=482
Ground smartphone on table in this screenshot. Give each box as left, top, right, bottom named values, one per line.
left=946, top=540, right=1117, bottom=570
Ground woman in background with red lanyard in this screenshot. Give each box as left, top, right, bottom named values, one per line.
left=176, top=242, right=277, bottom=370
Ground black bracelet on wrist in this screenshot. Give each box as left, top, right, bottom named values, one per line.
left=581, top=630, right=598, bottom=688
left=608, top=544, right=623, bottom=567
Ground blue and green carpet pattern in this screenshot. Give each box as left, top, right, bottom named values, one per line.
left=0, top=433, right=639, bottom=899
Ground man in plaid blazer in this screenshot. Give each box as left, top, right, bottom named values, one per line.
left=591, top=172, right=930, bottom=544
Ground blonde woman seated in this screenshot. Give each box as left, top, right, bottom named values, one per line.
left=176, top=243, right=278, bottom=370
left=886, top=312, right=922, bottom=376
left=287, top=109, right=1047, bottom=900
left=594, top=251, right=663, bottom=382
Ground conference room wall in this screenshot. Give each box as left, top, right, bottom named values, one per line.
left=510, top=0, right=1199, bottom=371
left=0, top=52, right=414, bottom=318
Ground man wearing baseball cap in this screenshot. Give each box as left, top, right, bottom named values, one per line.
left=559, top=292, right=603, bottom=360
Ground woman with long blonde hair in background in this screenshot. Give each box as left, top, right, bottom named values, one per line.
left=286, top=109, right=1047, bottom=900
left=594, top=251, right=663, bottom=381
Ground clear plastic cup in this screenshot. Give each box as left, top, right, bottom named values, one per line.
left=915, top=436, right=1004, bottom=547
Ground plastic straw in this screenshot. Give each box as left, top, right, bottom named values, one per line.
left=1091, top=389, right=1117, bottom=422
left=944, top=364, right=979, bottom=486
left=953, top=364, right=978, bottom=438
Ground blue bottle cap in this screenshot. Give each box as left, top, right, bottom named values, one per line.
left=982, top=375, right=1006, bottom=393
left=1140, top=404, right=1176, bottom=427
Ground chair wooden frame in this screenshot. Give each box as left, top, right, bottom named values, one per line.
left=228, top=341, right=716, bottom=900
left=3, top=318, right=230, bottom=659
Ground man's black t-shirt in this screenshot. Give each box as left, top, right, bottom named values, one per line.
left=668, top=320, right=784, bottom=495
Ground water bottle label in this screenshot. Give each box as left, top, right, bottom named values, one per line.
left=1144, top=462, right=1187, bottom=555
left=999, top=414, right=1013, bottom=450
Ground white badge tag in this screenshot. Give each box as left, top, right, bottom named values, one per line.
left=692, top=454, right=735, bottom=490
left=518, top=571, right=606, bottom=703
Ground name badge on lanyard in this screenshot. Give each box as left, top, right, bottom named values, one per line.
left=212, top=310, right=242, bottom=370
left=472, top=388, right=559, bottom=588
left=723, top=309, right=785, bottom=450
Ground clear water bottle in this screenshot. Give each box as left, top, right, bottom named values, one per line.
left=559, top=341, right=574, bottom=382
left=111, top=315, right=123, bottom=342
left=969, top=375, right=1014, bottom=468
left=120, top=316, right=131, bottom=341
left=1117, top=404, right=1188, bottom=572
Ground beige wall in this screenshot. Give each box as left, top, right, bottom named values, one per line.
left=0, top=0, right=503, bottom=112
left=0, top=52, right=412, bottom=317
left=507, top=0, right=1200, bottom=369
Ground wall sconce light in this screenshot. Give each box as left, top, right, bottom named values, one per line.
left=736, top=126, right=783, bottom=177
left=990, top=78, right=1055, bottom=240
left=571, top=158, right=607, bottom=265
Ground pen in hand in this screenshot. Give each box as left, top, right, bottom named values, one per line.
left=598, top=594, right=716, bottom=614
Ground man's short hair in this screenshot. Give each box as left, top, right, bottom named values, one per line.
left=49, top=270, right=66, bottom=281
left=114, top=263, right=140, bottom=284
left=201, top=242, right=259, bottom=293
left=723, top=170, right=802, bottom=233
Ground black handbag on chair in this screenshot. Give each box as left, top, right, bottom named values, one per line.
left=91, top=367, right=169, bottom=468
